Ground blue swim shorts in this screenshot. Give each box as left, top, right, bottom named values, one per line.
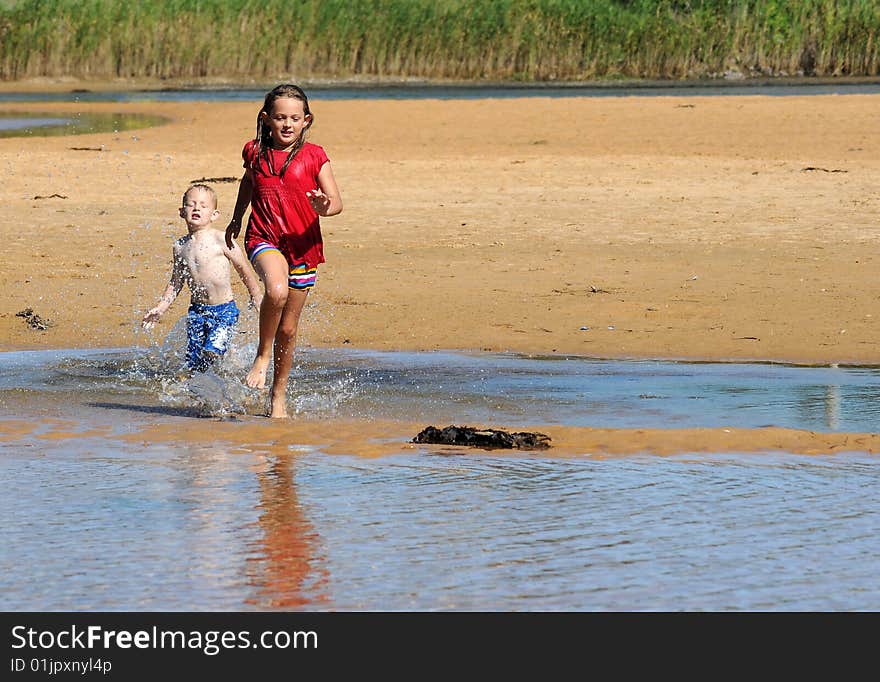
left=186, top=300, right=239, bottom=371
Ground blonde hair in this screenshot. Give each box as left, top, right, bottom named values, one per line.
left=182, top=184, right=217, bottom=209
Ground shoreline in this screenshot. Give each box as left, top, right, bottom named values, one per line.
left=2, top=74, right=880, bottom=94
left=1, top=338, right=875, bottom=370
left=1, top=93, right=879, bottom=368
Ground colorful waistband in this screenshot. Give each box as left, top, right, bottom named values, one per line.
left=247, top=242, right=317, bottom=289
left=247, top=242, right=282, bottom=264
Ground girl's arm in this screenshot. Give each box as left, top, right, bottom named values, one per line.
left=225, top=171, right=253, bottom=249
left=225, top=239, right=263, bottom=311
left=142, top=247, right=186, bottom=329
left=305, top=161, right=343, bottom=217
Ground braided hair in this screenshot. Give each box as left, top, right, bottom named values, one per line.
left=253, top=84, right=313, bottom=178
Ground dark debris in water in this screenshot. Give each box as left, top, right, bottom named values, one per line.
left=16, top=307, right=52, bottom=330
left=413, top=425, right=551, bottom=450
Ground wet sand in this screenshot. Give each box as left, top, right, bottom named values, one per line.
left=123, top=419, right=880, bottom=457
left=7, top=416, right=878, bottom=457
left=1, top=80, right=879, bottom=453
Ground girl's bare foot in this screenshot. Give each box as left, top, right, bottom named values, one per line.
left=269, top=393, right=288, bottom=418
left=246, top=356, right=270, bottom=388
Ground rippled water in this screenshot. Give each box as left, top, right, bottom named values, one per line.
left=3, top=338, right=880, bottom=430
left=1, top=343, right=878, bottom=611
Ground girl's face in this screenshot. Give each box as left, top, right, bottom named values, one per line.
left=261, top=97, right=311, bottom=150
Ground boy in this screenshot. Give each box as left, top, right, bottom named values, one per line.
left=142, top=184, right=263, bottom=371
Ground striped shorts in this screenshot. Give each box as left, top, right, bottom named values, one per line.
left=248, top=242, right=318, bottom=290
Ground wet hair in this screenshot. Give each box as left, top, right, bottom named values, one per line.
left=182, top=183, right=217, bottom=209
left=253, top=83, right=313, bottom=178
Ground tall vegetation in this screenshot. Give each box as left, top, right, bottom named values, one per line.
left=1, top=0, right=878, bottom=82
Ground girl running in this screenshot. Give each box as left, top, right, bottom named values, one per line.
left=225, top=84, right=343, bottom=418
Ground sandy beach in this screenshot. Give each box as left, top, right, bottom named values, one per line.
left=1, top=80, right=878, bottom=453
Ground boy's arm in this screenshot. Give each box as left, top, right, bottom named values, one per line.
left=141, top=248, right=185, bottom=330
left=225, top=239, right=263, bottom=310
left=305, top=161, right=343, bottom=217
left=225, top=171, right=253, bottom=249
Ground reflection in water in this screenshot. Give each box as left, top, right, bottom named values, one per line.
left=825, top=385, right=840, bottom=430
left=247, top=456, right=328, bottom=610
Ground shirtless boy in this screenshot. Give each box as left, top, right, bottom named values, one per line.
left=142, top=184, right=263, bottom=371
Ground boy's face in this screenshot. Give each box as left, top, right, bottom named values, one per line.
left=180, top=188, right=219, bottom=227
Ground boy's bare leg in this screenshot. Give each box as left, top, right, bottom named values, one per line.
left=268, top=289, right=309, bottom=418
left=248, top=252, right=289, bottom=389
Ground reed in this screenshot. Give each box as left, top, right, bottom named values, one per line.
left=1, top=0, right=878, bottom=82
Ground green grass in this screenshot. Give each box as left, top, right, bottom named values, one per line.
left=1, top=0, right=878, bottom=82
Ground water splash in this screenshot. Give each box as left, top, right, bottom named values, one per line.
left=129, top=311, right=362, bottom=418
left=141, top=317, right=265, bottom=416
left=288, top=359, right=360, bottom=416
left=7, top=344, right=880, bottom=431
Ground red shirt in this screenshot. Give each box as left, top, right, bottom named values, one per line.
left=243, top=139, right=330, bottom=268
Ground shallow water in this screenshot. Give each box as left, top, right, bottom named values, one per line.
left=2, top=344, right=879, bottom=430
left=1, top=344, right=878, bottom=610
left=0, top=115, right=71, bottom=130
left=2, top=79, right=880, bottom=103
left=0, top=110, right=168, bottom=137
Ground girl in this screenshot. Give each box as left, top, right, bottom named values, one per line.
left=225, top=84, right=343, bottom=418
